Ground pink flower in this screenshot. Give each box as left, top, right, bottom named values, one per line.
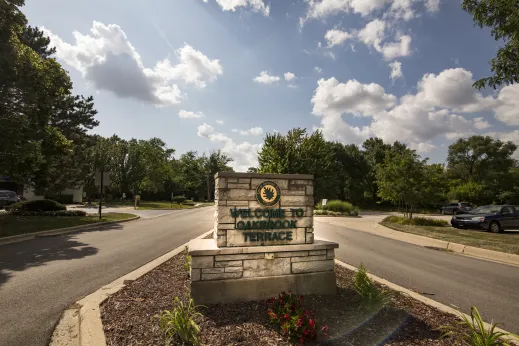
left=309, top=319, right=315, bottom=327
left=300, top=337, right=305, bottom=344
left=297, top=318, right=302, bottom=327
left=284, top=313, right=289, bottom=319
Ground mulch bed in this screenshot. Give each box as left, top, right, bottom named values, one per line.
left=101, top=252, right=460, bottom=346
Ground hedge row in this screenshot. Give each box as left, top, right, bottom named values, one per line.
left=382, top=215, right=449, bottom=227
left=7, top=199, right=66, bottom=212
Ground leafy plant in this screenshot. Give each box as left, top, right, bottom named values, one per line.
left=156, top=297, right=204, bottom=345
left=353, top=264, right=393, bottom=311
left=441, top=306, right=518, bottom=346
left=382, top=215, right=449, bottom=227
left=6, top=199, right=66, bottom=212
left=184, top=246, right=192, bottom=273
left=172, top=195, right=187, bottom=204
left=267, top=291, right=327, bottom=344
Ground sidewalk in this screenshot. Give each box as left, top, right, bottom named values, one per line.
left=315, top=214, right=519, bottom=267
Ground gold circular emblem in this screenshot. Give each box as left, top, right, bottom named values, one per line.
left=256, top=181, right=281, bottom=206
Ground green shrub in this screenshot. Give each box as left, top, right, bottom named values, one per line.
left=323, top=200, right=353, bottom=213
left=45, top=194, right=74, bottom=204
left=171, top=196, right=187, bottom=204
left=7, top=210, right=87, bottom=217
left=441, top=306, right=518, bottom=346
left=353, top=264, right=393, bottom=311
left=382, top=215, right=449, bottom=227
left=183, top=200, right=195, bottom=206
left=156, top=297, right=203, bottom=345
left=6, top=199, right=66, bottom=212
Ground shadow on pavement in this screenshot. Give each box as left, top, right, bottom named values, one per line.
left=0, top=223, right=124, bottom=287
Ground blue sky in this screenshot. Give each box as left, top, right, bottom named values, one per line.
left=23, top=0, right=519, bottom=171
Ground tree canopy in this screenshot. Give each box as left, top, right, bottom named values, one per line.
left=462, top=0, right=519, bottom=89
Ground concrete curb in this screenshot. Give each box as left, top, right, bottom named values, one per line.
left=49, top=229, right=213, bottom=346
left=318, top=218, right=519, bottom=267
left=335, top=259, right=519, bottom=345
left=0, top=216, right=141, bottom=246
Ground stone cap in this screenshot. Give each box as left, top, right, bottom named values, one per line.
left=188, top=237, right=338, bottom=256
left=214, top=172, right=314, bottom=180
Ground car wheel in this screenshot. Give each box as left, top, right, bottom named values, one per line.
left=489, top=221, right=502, bottom=234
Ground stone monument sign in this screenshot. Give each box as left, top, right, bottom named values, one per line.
left=188, top=172, right=339, bottom=304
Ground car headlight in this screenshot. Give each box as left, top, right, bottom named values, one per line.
left=471, top=217, right=485, bottom=222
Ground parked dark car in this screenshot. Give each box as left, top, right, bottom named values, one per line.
left=440, top=202, right=473, bottom=215
left=451, top=205, right=519, bottom=233
left=0, top=190, right=20, bottom=208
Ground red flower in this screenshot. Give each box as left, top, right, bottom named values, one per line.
left=273, top=314, right=278, bottom=319
left=300, top=337, right=305, bottom=344
left=284, top=313, right=290, bottom=319
left=303, top=329, right=309, bottom=336
left=309, top=319, right=315, bottom=327
left=321, top=325, right=329, bottom=333
left=297, top=318, right=302, bottom=327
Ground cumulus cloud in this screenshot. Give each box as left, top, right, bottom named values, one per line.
left=325, top=29, right=353, bottom=47
left=310, top=67, right=510, bottom=152
left=380, top=35, right=412, bottom=60
left=253, top=71, right=280, bottom=84
left=43, top=21, right=222, bottom=107
left=485, top=130, right=519, bottom=159
left=198, top=124, right=262, bottom=171
left=312, top=77, right=397, bottom=118
left=473, top=117, right=491, bottom=130
left=389, top=61, right=403, bottom=80
left=494, top=84, right=519, bottom=126
left=216, top=120, right=225, bottom=124
left=357, top=20, right=412, bottom=59
left=213, top=0, right=270, bottom=16
left=388, top=0, right=415, bottom=21
left=232, top=127, right=264, bottom=136
left=284, top=72, right=296, bottom=81
left=179, top=110, right=204, bottom=119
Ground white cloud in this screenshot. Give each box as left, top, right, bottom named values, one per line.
left=473, top=117, right=491, bottom=130
left=287, top=84, right=298, bottom=89
left=485, top=130, right=519, bottom=159
left=304, top=0, right=391, bottom=20
left=325, top=29, right=353, bottom=47
left=314, top=66, right=322, bottom=73
left=179, top=110, right=204, bottom=119
left=216, top=120, right=225, bottom=125
left=389, top=61, right=403, bottom=80
left=380, top=35, right=412, bottom=60
left=425, top=0, right=440, bottom=12
left=232, top=127, right=264, bottom=136
left=494, top=84, right=519, bottom=125
left=253, top=71, right=280, bottom=84
left=198, top=124, right=262, bottom=171
left=42, top=22, right=223, bottom=107
left=317, top=41, right=322, bottom=48
left=197, top=123, right=214, bottom=137
left=409, top=142, right=437, bottom=153
left=324, top=51, right=336, bottom=59
left=358, top=19, right=386, bottom=51
left=214, top=0, right=270, bottom=16
left=284, top=72, right=296, bottom=81
left=388, top=0, right=415, bottom=21
left=310, top=68, right=510, bottom=151
left=312, top=77, right=397, bottom=118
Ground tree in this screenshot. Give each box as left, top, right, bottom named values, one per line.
left=247, top=167, right=258, bottom=173
left=0, top=1, right=99, bottom=194
left=202, top=150, right=233, bottom=200
left=376, top=144, right=429, bottom=219
left=361, top=138, right=391, bottom=203
left=462, top=0, right=519, bottom=89
left=258, top=128, right=336, bottom=201
left=447, top=136, right=517, bottom=203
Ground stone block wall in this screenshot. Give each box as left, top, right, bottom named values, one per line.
left=190, top=248, right=336, bottom=283
left=214, top=172, right=314, bottom=247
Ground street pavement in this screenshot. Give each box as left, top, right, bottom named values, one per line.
left=0, top=207, right=214, bottom=346
left=1, top=208, right=519, bottom=346
left=315, top=218, right=519, bottom=334
left=67, top=205, right=179, bottom=219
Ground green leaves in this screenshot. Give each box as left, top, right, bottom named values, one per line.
left=441, top=306, right=519, bottom=345
left=353, top=264, right=393, bottom=311
left=156, top=297, right=204, bottom=345
left=462, top=0, right=519, bottom=89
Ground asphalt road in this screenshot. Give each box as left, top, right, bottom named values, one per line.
left=315, top=218, right=519, bottom=334
left=0, top=207, right=214, bottom=346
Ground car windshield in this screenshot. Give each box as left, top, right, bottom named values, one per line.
left=470, top=206, right=500, bottom=214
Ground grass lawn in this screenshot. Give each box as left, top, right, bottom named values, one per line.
left=381, top=222, right=519, bottom=255
left=0, top=212, right=136, bottom=238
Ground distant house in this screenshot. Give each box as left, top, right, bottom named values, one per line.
left=0, top=177, right=83, bottom=203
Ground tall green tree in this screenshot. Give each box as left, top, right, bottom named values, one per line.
left=361, top=138, right=391, bottom=203
left=462, top=0, right=519, bottom=89
left=202, top=150, right=233, bottom=200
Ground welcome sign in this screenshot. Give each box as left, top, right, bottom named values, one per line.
left=214, top=173, right=314, bottom=247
